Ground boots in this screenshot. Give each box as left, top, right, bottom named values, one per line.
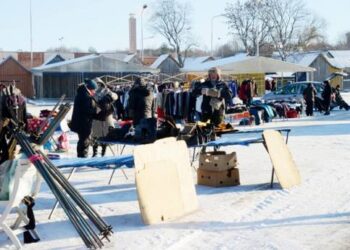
left=22, top=196, right=40, bottom=244
left=92, top=144, right=98, bottom=157
left=101, top=145, right=107, bottom=157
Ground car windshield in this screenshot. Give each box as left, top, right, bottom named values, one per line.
left=315, top=84, right=324, bottom=93
left=274, top=84, right=296, bottom=95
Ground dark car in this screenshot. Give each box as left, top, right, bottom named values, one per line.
left=262, top=81, right=324, bottom=103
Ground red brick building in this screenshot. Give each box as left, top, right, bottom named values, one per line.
left=0, top=56, right=34, bottom=98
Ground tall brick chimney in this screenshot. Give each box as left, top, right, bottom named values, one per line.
left=129, top=14, right=137, bottom=54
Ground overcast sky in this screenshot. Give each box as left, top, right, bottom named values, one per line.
left=0, top=0, right=349, bottom=52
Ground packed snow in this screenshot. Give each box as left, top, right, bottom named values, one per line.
left=1, top=94, right=350, bottom=250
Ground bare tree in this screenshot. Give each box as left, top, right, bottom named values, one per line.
left=214, top=40, right=245, bottom=57
left=88, top=46, right=98, bottom=53
left=264, top=0, right=325, bottom=60
left=334, top=32, right=350, bottom=49
left=297, top=17, right=327, bottom=50
left=225, top=0, right=325, bottom=60
left=225, top=0, right=272, bottom=56
left=150, top=0, right=194, bottom=67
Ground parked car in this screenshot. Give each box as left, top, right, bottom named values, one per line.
left=262, top=81, right=324, bottom=103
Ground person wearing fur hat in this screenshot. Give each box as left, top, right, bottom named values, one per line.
left=91, top=79, right=118, bottom=157
left=193, top=67, right=232, bottom=126
left=69, top=79, right=99, bottom=157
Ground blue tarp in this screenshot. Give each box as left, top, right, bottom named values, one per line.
left=52, top=155, right=134, bottom=169
left=206, top=137, right=262, bottom=147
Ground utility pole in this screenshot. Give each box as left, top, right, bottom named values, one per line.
left=29, top=0, right=33, bottom=68
left=141, top=4, right=148, bottom=63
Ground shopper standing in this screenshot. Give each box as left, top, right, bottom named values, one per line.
left=322, top=80, right=332, bottom=115
left=303, top=83, right=317, bottom=116
left=69, top=79, right=98, bottom=157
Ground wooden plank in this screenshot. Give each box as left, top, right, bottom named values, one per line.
left=134, top=138, right=198, bottom=225
left=263, top=130, right=301, bottom=189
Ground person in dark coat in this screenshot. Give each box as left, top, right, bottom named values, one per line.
left=322, top=80, right=332, bottom=115
left=127, top=77, right=154, bottom=126
left=69, top=79, right=98, bottom=157
left=303, top=83, right=317, bottom=116
left=265, top=79, right=272, bottom=94
left=333, top=85, right=349, bottom=110
left=127, top=77, right=156, bottom=142
left=193, top=67, right=232, bottom=126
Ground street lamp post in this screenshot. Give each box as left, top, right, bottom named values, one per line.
left=211, top=15, right=223, bottom=57
left=141, top=4, right=148, bottom=63
left=29, top=0, right=33, bottom=68
left=58, top=37, right=64, bottom=53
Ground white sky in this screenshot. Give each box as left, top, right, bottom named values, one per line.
left=0, top=0, right=349, bottom=52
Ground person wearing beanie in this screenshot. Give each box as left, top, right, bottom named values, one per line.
left=69, top=79, right=99, bottom=157
left=192, top=67, right=232, bottom=126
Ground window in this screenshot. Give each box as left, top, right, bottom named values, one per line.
left=288, top=84, right=298, bottom=94
left=315, top=84, right=324, bottom=93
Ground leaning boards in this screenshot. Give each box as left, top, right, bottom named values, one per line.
left=263, top=130, right=301, bottom=189
left=134, top=138, right=198, bottom=225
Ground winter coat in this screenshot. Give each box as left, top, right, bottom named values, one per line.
left=69, top=84, right=97, bottom=135
left=127, top=84, right=154, bottom=125
left=92, top=115, right=114, bottom=139
left=265, top=80, right=272, bottom=91
left=322, top=83, right=332, bottom=105
left=334, top=88, right=343, bottom=102
left=303, top=85, right=317, bottom=102
left=193, top=79, right=232, bottom=125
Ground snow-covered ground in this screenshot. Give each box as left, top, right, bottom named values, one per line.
left=1, top=94, right=350, bottom=250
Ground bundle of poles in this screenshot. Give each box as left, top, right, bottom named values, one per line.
left=8, top=119, right=113, bottom=249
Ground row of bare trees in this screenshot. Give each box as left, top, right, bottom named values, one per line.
left=149, top=0, right=330, bottom=64
left=224, top=0, right=325, bottom=60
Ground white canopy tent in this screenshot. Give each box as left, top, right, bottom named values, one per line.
left=181, top=56, right=316, bottom=74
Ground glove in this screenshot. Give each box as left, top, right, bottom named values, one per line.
left=201, top=88, right=208, bottom=95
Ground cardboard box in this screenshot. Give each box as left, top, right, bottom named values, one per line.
left=197, top=168, right=240, bottom=187
left=199, top=151, right=237, bottom=171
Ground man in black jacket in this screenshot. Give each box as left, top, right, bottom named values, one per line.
left=322, top=80, right=332, bottom=115
left=69, top=79, right=98, bottom=157
left=303, top=83, right=317, bottom=116
left=127, top=77, right=154, bottom=125
left=193, top=67, right=232, bottom=126
left=127, top=77, right=156, bottom=142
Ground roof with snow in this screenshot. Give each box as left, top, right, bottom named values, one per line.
left=150, top=54, right=179, bottom=69
left=122, top=54, right=137, bottom=63
left=32, top=54, right=158, bottom=73
left=181, top=56, right=315, bottom=74
left=183, top=56, right=215, bottom=69
left=181, top=53, right=248, bottom=72
left=282, top=52, right=320, bottom=67
left=43, top=54, right=65, bottom=65
left=324, top=50, right=350, bottom=68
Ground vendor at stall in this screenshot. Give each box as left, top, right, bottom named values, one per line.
left=193, top=67, right=232, bottom=126
left=127, top=77, right=156, bottom=142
